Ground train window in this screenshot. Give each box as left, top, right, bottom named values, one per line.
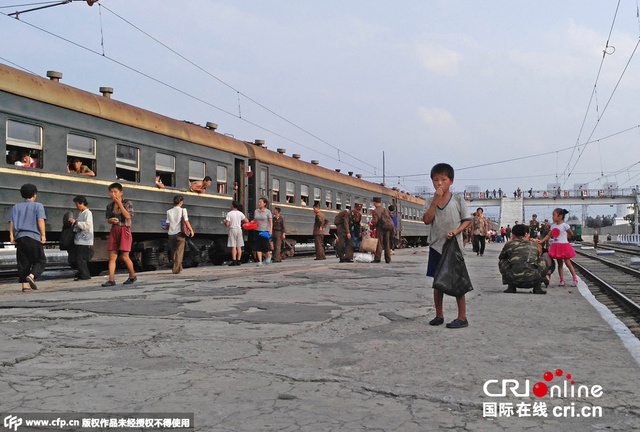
left=259, top=168, right=267, bottom=198
left=272, top=179, right=280, bottom=203
left=325, top=190, right=332, bottom=209
left=115, top=144, right=139, bottom=182
left=345, top=195, right=351, bottom=210
left=67, top=134, right=96, bottom=174
left=217, top=165, right=228, bottom=194
left=313, top=187, right=321, bottom=207
left=285, top=181, right=295, bottom=203
left=156, top=153, right=175, bottom=187
left=6, top=120, right=42, bottom=168
left=300, top=185, right=309, bottom=206
left=336, top=192, right=343, bottom=210
left=189, top=160, right=205, bottom=182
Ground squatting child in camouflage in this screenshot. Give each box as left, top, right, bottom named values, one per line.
left=498, top=224, right=547, bottom=294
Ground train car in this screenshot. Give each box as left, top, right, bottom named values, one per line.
left=569, top=223, right=583, bottom=242
left=0, top=62, right=427, bottom=271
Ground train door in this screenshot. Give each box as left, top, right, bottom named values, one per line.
left=246, top=160, right=268, bottom=215
left=234, top=158, right=246, bottom=210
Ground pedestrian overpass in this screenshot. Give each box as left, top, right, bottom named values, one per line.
left=461, top=187, right=639, bottom=233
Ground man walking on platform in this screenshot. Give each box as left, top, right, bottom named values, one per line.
left=371, top=197, right=394, bottom=263
left=334, top=207, right=354, bottom=262
left=313, top=203, right=328, bottom=260
left=529, top=214, right=540, bottom=239
left=271, top=207, right=286, bottom=262
left=470, top=207, right=488, bottom=256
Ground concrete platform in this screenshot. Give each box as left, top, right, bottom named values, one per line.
left=1, top=243, right=639, bottom=431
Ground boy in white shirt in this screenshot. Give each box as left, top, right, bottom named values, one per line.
left=224, top=201, right=248, bottom=266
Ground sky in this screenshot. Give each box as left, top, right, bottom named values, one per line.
left=1, top=0, right=640, bottom=210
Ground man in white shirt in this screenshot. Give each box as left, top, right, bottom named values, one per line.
left=165, top=195, right=194, bottom=274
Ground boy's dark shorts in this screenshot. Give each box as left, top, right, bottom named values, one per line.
left=108, top=226, right=132, bottom=252
left=426, top=248, right=442, bottom=277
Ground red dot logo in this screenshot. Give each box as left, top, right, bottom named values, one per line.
left=543, top=371, right=553, bottom=381
left=533, top=382, right=548, bottom=397
left=555, top=369, right=563, bottom=376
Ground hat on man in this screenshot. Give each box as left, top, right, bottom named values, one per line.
left=354, top=202, right=363, bottom=209
left=372, top=197, right=382, bottom=203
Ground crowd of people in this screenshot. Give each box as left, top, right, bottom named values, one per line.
left=8, top=165, right=581, bottom=337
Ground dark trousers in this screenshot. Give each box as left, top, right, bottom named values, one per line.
left=16, top=237, right=46, bottom=283
left=473, top=235, right=486, bottom=255
left=272, top=231, right=283, bottom=261
left=73, top=244, right=92, bottom=279
left=314, top=234, right=326, bottom=259
left=374, top=229, right=392, bottom=263
left=336, top=229, right=354, bottom=261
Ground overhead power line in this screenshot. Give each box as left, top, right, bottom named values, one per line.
left=0, top=7, right=388, bottom=178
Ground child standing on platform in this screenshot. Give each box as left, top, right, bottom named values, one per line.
left=102, top=183, right=136, bottom=287
left=9, top=183, right=47, bottom=292
left=423, top=163, right=472, bottom=329
left=537, top=208, right=577, bottom=287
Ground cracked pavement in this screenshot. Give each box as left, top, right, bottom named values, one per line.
left=1, top=244, right=640, bottom=431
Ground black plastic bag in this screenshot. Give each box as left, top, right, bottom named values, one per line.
left=432, top=237, right=473, bottom=297
left=59, top=212, right=75, bottom=251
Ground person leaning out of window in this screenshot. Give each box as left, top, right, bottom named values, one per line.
left=67, top=158, right=95, bottom=176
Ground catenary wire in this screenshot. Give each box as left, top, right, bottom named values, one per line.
left=0, top=10, right=383, bottom=177
left=98, top=4, right=385, bottom=175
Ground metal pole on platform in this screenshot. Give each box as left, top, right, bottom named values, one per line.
left=635, top=185, right=639, bottom=235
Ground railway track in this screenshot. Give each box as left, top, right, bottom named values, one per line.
left=573, top=245, right=640, bottom=338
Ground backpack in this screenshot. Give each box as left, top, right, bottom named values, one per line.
left=379, top=209, right=395, bottom=231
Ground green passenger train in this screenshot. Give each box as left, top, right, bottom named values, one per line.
left=0, top=63, right=428, bottom=271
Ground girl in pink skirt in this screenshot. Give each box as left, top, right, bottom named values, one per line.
left=538, top=208, right=577, bottom=287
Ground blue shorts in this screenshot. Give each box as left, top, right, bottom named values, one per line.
left=426, top=248, right=442, bottom=277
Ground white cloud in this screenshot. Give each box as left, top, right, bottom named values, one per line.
left=416, top=42, right=463, bottom=77
left=418, top=107, right=456, bottom=126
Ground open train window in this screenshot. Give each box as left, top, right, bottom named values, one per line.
left=156, top=153, right=175, bottom=187
left=189, top=160, right=205, bottom=182
left=325, top=190, right=332, bottom=209
left=217, top=165, right=228, bottom=194
left=67, top=134, right=96, bottom=175
left=313, top=187, right=321, bottom=207
left=285, top=181, right=295, bottom=203
left=116, top=144, right=140, bottom=182
left=300, top=185, right=309, bottom=206
left=272, top=179, right=280, bottom=203
left=345, top=196, right=351, bottom=210
left=336, top=192, right=342, bottom=210
left=6, top=120, right=42, bottom=168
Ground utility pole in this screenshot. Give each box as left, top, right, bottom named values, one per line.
left=633, top=185, right=640, bottom=235
left=382, top=151, right=385, bottom=186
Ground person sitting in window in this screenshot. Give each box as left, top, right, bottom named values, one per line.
left=14, top=151, right=38, bottom=168
left=67, top=158, right=95, bottom=176
left=189, top=176, right=212, bottom=194
left=155, top=175, right=165, bottom=189
left=6, top=150, right=19, bottom=165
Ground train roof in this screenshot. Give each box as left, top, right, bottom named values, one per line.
left=246, top=142, right=425, bottom=205
left=0, top=63, right=249, bottom=157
